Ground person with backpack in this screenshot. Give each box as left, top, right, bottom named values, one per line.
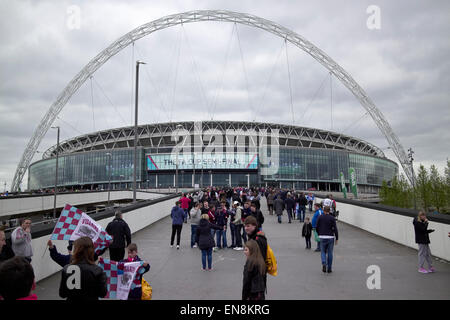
left=242, top=239, right=266, bottom=300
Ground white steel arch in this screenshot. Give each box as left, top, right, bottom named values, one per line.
left=12, top=10, right=413, bottom=191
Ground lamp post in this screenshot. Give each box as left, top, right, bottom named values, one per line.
left=408, top=148, right=417, bottom=210
left=133, top=60, right=146, bottom=203
left=51, top=126, right=60, bottom=218
left=106, top=153, right=112, bottom=207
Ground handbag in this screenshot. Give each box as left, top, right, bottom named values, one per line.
left=313, top=229, right=320, bottom=243
left=141, top=278, right=152, bottom=300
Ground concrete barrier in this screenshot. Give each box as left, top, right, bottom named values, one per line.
left=0, top=190, right=164, bottom=218
left=316, top=197, right=450, bottom=261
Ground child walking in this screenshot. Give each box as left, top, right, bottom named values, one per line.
left=242, top=239, right=266, bottom=300
left=302, top=217, right=313, bottom=249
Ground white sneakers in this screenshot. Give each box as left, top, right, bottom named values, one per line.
left=233, top=247, right=244, bottom=251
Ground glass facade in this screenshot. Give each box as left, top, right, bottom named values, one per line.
left=28, top=149, right=143, bottom=190
left=28, top=146, right=397, bottom=192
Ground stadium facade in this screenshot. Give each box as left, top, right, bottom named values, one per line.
left=28, top=121, right=398, bottom=193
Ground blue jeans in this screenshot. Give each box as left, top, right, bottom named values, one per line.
left=216, top=229, right=227, bottom=248
left=298, top=205, right=306, bottom=222
left=191, top=224, right=198, bottom=247
left=287, top=208, right=293, bottom=222
left=320, top=238, right=335, bottom=270
left=201, top=248, right=213, bottom=269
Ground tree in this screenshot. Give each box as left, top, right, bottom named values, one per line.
left=429, top=165, right=446, bottom=213
left=415, top=165, right=431, bottom=211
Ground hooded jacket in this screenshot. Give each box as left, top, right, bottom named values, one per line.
left=171, top=206, right=186, bottom=225
left=413, top=218, right=434, bottom=244
left=106, top=217, right=132, bottom=249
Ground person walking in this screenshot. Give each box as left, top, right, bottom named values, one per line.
left=311, top=203, right=323, bottom=252
left=298, top=193, right=308, bottom=222
left=302, top=217, right=313, bottom=249
left=242, top=239, right=267, bottom=300
left=267, top=192, right=275, bottom=215
left=196, top=214, right=224, bottom=271
left=307, top=193, right=315, bottom=212
left=285, top=194, right=295, bottom=223
left=11, top=217, right=33, bottom=263
left=316, top=206, right=339, bottom=273
left=106, top=209, right=132, bottom=262
left=170, top=201, right=186, bottom=249
left=190, top=202, right=202, bottom=248
left=180, top=193, right=191, bottom=223
left=232, top=201, right=244, bottom=251
left=59, top=237, right=107, bottom=301
left=413, top=211, right=435, bottom=273
left=274, top=195, right=284, bottom=224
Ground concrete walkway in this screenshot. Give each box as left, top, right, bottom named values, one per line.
left=35, top=201, right=450, bottom=300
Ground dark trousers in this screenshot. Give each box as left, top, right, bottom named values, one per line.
left=287, top=208, right=293, bottom=222
left=171, top=224, right=183, bottom=246
left=230, top=223, right=236, bottom=247
left=305, top=236, right=311, bottom=248
left=109, top=247, right=125, bottom=262
left=234, top=224, right=243, bottom=247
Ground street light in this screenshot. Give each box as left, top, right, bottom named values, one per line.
left=133, top=60, right=146, bottom=203
left=407, top=147, right=417, bottom=210
left=50, top=126, right=60, bottom=218
left=106, top=153, right=112, bottom=207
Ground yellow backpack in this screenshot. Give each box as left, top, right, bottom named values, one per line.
left=141, top=278, right=152, bottom=300
left=266, top=244, right=278, bottom=276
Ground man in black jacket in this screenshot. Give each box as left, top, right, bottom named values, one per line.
left=316, top=206, right=338, bottom=273
left=250, top=203, right=264, bottom=230
left=106, top=209, right=131, bottom=262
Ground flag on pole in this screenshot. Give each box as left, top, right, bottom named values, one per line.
left=98, top=257, right=145, bottom=300
left=51, top=204, right=112, bottom=254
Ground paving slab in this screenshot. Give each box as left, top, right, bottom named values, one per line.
left=35, top=201, right=450, bottom=300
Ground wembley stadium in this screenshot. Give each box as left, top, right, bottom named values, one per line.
left=27, top=120, right=398, bottom=194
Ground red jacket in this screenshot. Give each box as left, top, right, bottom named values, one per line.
left=180, top=197, right=191, bottom=209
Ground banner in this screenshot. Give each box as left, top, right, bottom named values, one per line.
left=98, top=258, right=145, bottom=300
left=51, top=204, right=112, bottom=254
left=349, top=167, right=358, bottom=198
left=340, top=172, right=347, bottom=199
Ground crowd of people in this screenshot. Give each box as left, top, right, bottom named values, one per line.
left=0, top=186, right=445, bottom=300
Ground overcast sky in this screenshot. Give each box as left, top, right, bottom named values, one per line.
left=0, top=0, right=449, bottom=190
